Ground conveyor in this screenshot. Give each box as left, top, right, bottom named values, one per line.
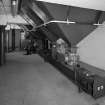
left=38, top=49, right=105, bottom=99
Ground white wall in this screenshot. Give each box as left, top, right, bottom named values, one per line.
left=77, top=22, right=105, bottom=70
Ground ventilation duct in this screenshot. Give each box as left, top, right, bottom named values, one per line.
left=11, top=0, right=18, bottom=16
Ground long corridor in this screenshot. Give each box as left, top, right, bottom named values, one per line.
left=0, top=52, right=105, bottom=105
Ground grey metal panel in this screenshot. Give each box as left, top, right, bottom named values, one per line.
left=58, top=23, right=96, bottom=45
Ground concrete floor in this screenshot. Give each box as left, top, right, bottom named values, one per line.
left=0, top=52, right=105, bottom=105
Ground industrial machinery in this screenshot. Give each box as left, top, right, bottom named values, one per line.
left=52, top=38, right=79, bottom=66
left=76, top=67, right=105, bottom=99
left=37, top=37, right=105, bottom=99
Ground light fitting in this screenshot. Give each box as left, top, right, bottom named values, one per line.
left=12, top=0, right=17, bottom=5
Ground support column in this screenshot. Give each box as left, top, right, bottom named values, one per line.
left=8, top=29, right=12, bottom=52
left=45, top=39, right=49, bottom=50
left=19, top=30, right=22, bottom=50
left=0, top=26, right=6, bottom=65
left=15, top=29, right=21, bottom=51
left=5, top=30, right=9, bottom=53
left=12, top=29, right=15, bottom=51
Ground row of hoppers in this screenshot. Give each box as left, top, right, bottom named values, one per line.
left=48, top=38, right=105, bottom=99
left=51, top=38, right=79, bottom=66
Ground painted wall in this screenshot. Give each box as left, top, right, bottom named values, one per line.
left=77, top=21, right=105, bottom=70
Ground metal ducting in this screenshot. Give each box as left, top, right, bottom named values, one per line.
left=11, top=0, right=18, bottom=16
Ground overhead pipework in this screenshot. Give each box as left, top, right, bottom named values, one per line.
left=27, top=7, right=103, bottom=32
left=30, top=5, right=103, bottom=31
left=26, top=19, right=103, bottom=32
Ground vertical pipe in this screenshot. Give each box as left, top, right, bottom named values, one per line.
left=46, top=39, right=49, bottom=49
left=8, top=29, right=12, bottom=51
left=11, top=0, right=18, bottom=17
left=12, top=29, right=15, bottom=51
left=19, top=29, right=21, bottom=50
left=0, top=26, right=6, bottom=65
left=20, top=31, right=22, bottom=50
left=0, top=26, right=2, bottom=65
left=6, top=30, right=9, bottom=53
left=1, top=28, right=4, bottom=64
